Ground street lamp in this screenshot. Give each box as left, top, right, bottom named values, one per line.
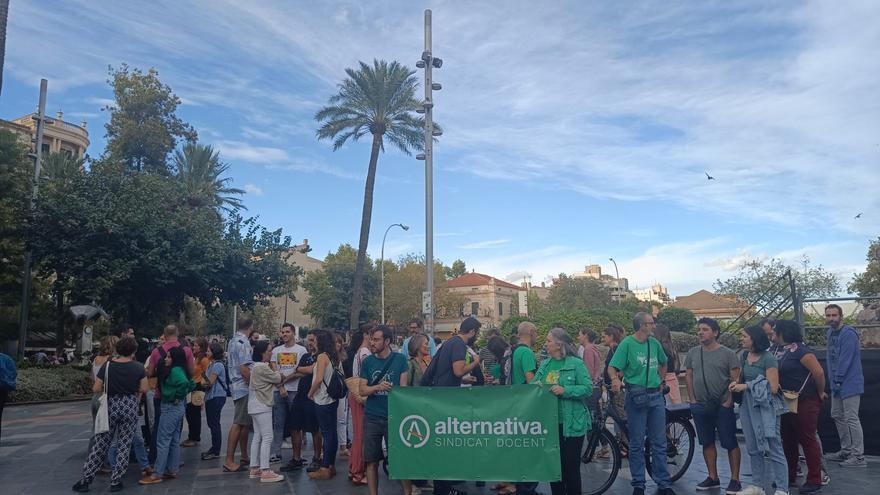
left=609, top=257, right=620, bottom=303
left=381, top=223, right=410, bottom=325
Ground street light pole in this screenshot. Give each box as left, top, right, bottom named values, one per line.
left=381, top=223, right=409, bottom=325
left=609, top=257, right=620, bottom=304
left=17, top=79, right=48, bottom=359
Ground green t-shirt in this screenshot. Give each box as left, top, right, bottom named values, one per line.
left=490, top=363, right=502, bottom=381
left=359, top=352, right=408, bottom=418
left=541, top=358, right=566, bottom=419
left=608, top=335, right=667, bottom=389
left=742, top=351, right=777, bottom=382
left=512, top=345, right=537, bottom=385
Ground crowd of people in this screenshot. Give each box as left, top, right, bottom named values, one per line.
left=56, top=303, right=865, bottom=495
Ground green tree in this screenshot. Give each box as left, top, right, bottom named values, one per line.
left=302, top=244, right=380, bottom=330
left=546, top=274, right=612, bottom=311
left=104, top=64, right=197, bottom=174
left=384, top=254, right=467, bottom=325
left=173, top=143, right=244, bottom=212
left=714, top=256, right=840, bottom=313
left=40, top=152, right=84, bottom=183
left=849, top=237, right=880, bottom=299
left=657, top=307, right=696, bottom=334
left=444, top=259, right=467, bottom=279
left=0, top=129, right=31, bottom=341
left=315, top=59, right=430, bottom=329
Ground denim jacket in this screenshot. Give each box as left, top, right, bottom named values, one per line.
left=0, top=352, right=16, bottom=390
left=532, top=355, right=592, bottom=437
left=743, top=374, right=786, bottom=453
left=826, top=325, right=864, bottom=399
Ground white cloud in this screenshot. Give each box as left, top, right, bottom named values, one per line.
left=216, top=140, right=288, bottom=163
left=243, top=183, right=263, bottom=196
left=459, top=239, right=510, bottom=249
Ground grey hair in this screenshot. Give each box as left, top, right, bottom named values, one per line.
left=633, top=311, right=650, bottom=332
left=548, top=328, right=578, bottom=358
left=517, top=321, right=537, bottom=337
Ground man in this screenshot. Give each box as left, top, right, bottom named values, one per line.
left=824, top=304, right=866, bottom=467
left=684, top=317, right=742, bottom=494
left=0, top=351, right=16, bottom=446
left=112, top=322, right=135, bottom=339
left=400, top=319, right=437, bottom=358
left=359, top=326, right=409, bottom=495
left=146, top=324, right=194, bottom=467
left=283, top=329, right=323, bottom=472
left=270, top=323, right=306, bottom=464
left=424, top=316, right=482, bottom=495
left=609, top=311, right=676, bottom=495
left=222, top=318, right=254, bottom=472
left=508, top=322, right=540, bottom=495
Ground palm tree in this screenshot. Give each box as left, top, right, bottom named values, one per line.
left=40, top=152, right=84, bottom=183
left=0, top=0, right=8, bottom=97
left=172, top=142, right=245, bottom=212
left=315, top=59, right=428, bottom=328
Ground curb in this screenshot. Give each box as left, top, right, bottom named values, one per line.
left=7, top=395, right=93, bottom=407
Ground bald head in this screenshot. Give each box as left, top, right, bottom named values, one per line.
left=517, top=321, right=537, bottom=346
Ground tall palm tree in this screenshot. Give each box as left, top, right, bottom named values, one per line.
left=0, top=0, right=8, bottom=97
left=315, top=59, right=428, bottom=328
left=172, top=142, right=245, bottom=212
left=40, top=151, right=84, bottom=183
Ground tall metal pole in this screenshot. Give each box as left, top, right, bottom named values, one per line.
left=423, top=9, right=435, bottom=336
left=17, top=79, right=48, bottom=359
left=380, top=223, right=408, bottom=325
left=609, top=257, right=620, bottom=304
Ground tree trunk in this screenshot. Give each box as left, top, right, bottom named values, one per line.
left=349, top=133, right=382, bottom=329
left=0, top=0, right=8, bottom=96
left=55, top=287, right=65, bottom=357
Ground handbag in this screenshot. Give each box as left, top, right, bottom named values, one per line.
left=627, top=338, right=652, bottom=408
left=344, top=376, right=365, bottom=404
left=190, top=390, right=206, bottom=406
left=94, top=361, right=110, bottom=435
left=781, top=349, right=811, bottom=414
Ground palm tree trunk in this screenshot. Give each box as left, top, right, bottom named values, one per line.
left=349, top=133, right=382, bottom=329
left=0, top=0, right=8, bottom=97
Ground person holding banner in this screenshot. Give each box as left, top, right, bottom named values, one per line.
left=359, top=325, right=410, bottom=495
left=608, top=312, right=676, bottom=495
left=532, top=327, right=592, bottom=495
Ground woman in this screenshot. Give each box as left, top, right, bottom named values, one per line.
left=182, top=338, right=210, bottom=448
left=307, top=330, right=341, bottom=480
left=73, top=337, right=147, bottom=493
left=139, top=347, right=196, bottom=485
left=485, top=335, right=509, bottom=384
left=602, top=323, right=627, bottom=455
left=248, top=340, right=285, bottom=482
left=201, top=342, right=228, bottom=461
left=532, top=328, right=591, bottom=495
left=87, top=335, right=119, bottom=471
left=407, top=333, right=430, bottom=387
left=773, top=320, right=827, bottom=494
left=728, top=325, right=788, bottom=495
left=335, top=333, right=351, bottom=460
left=348, top=328, right=371, bottom=485
left=653, top=324, right=682, bottom=404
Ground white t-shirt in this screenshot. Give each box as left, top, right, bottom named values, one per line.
left=352, top=346, right=371, bottom=378
left=271, top=343, right=307, bottom=392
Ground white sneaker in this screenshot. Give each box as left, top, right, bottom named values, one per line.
left=736, top=486, right=764, bottom=495
left=260, top=470, right=285, bottom=483
left=773, top=491, right=788, bottom=495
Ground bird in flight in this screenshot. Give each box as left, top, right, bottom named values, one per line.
left=855, top=213, right=862, bottom=219
left=705, top=172, right=715, bottom=181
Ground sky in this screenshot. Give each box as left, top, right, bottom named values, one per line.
left=3, top=0, right=878, bottom=298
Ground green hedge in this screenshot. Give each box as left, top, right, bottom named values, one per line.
left=10, top=366, right=93, bottom=403
left=497, top=308, right=633, bottom=347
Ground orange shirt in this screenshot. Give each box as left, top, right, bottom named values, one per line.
left=193, top=356, right=210, bottom=384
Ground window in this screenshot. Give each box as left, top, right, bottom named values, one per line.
left=498, top=302, right=503, bottom=316
left=471, top=302, right=479, bottom=315
left=41, top=143, right=50, bottom=155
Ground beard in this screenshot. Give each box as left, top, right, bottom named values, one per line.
left=467, top=335, right=478, bottom=346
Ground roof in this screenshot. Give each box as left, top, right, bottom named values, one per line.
left=447, top=272, right=522, bottom=290
left=672, top=289, right=746, bottom=310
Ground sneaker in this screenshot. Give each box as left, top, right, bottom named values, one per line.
left=249, top=468, right=261, bottom=479
left=180, top=439, right=198, bottom=447
left=800, top=483, right=821, bottom=494
left=632, top=488, right=645, bottom=495
left=138, top=475, right=163, bottom=485
left=696, top=477, right=721, bottom=491
left=268, top=454, right=282, bottom=464
left=280, top=459, right=305, bottom=471
left=773, top=491, right=788, bottom=495
left=821, top=470, right=830, bottom=486
left=260, top=470, right=285, bottom=483
left=839, top=456, right=867, bottom=468
left=737, top=486, right=764, bottom=495
left=109, top=482, right=124, bottom=492
left=307, top=467, right=333, bottom=480
left=72, top=481, right=90, bottom=493
left=726, top=480, right=742, bottom=494
left=824, top=451, right=848, bottom=462
left=306, top=458, right=322, bottom=472
left=595, top=445, right=611, bottom=459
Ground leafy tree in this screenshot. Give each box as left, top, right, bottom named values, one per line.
left=302, top=244, right=379, bottom=330
left=444, top=259, right=467, bottom=279
left=849, top=237, right=880, bottom=299
left=315, top=59, right=430, bottom=329
left=104, top=64, right=197, bottom=174
left=40, top=152, right=84, bottom=183
left=0, top=130, right=29, bottom=303
left=384, top=254, right=467, bottom=325
left=657, top=307, right=696, bottom=334
left=546, top=274, right=612, bottom=312
left=173, top=143, right=244, bottom=212
left=714, top=256, right=840, bottom=313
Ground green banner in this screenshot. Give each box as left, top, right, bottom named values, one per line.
left=388, top=385, right=560, bottom=481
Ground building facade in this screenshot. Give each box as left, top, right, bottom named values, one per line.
left=6, top=111, right=90, bottom=158
left=442, top=272, right=524, bottom=334
left=267, top=239, right=323, bottom=333
left=671, top=289, right=750, bottom=321
left=572, top=264, right=633, bottom=302
left=632, top=284, right=671, bottom=305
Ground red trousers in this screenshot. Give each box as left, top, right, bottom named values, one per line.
left=348, top=395, right=365, bottom=481
left=781, top=394, right=822, bottom=486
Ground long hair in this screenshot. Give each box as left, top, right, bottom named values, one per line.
left=744, top=325, right=771, bottom=353
left=487, top=335, right=509, bottom=362
left=653, top=323, right=678, bottom=371
left=603, top=323, right=625, bottom=345
left=252, top=340, right=271, bottom=363
left=98, top=336, right=120, bottom=357
left=316, top=330, right=339, bottom=365
left=408, top=333, right=428, bottom=358
left=335, top=332, right=347, bottom=363
left=548, top=328, right=578, bottom=358
left=208, top=342, right=225, bottom=362
left=194, top=337, right=209, bottom=360
left=163, top=346, right=191, bottom=380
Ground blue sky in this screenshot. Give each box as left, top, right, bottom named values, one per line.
left=3, top=0, right=878, bottom=297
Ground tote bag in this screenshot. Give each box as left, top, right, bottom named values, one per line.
left=94, top=362, right=110, bottom=435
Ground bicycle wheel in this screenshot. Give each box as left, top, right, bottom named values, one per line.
left=647, top=417, right=695, bottom=482
left=580, top=428, right=621, bottom=495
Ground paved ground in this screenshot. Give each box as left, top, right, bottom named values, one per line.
left=2, top=400, right=878, bottom=494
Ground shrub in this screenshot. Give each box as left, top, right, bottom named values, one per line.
left=498, top=308, right=633, bottom=348
left=670, top=332, right=699, bottom=353
left=657, top=307, right=696, bottom=334
left=9, top=366, right=93, bottom=403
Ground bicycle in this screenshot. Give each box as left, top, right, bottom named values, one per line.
left=580, top=387, right=696, bottom=495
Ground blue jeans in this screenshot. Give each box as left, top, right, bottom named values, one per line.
left=315, top=401, right=338, bottom=468
left=154, top=401, right=185, bottom=476
left=625, top=388, right=672, bottom=489
left=108, top=422, right=149, bottom=470
left=205, top=396, right=226, bottom=455
left=271, top=391, right=296, bottom=457
left=740, top=392, right=788, bottom=493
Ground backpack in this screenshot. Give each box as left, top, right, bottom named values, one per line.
left=154, top=346, right=168, bottom=391
left=324, top=362, right=348, bottom=400
left=502, top=344, right=530, bottom=385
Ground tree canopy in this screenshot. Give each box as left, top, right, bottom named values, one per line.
left=657, top=307, right=696, bottom=334
left=714, top=256, right=840, bottom=312
left=849, top=237, right=880, bottom=299
left=545, top=274, right=613, bottom=312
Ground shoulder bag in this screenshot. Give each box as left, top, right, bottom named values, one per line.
left=94, top=361, right=110, bottom=435
left=781, top=348, right=811, bottom=414
left=345, top=349, right=368, bottom=404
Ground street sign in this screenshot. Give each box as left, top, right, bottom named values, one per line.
left=422, top=290, right=432, bottom=315
left=518, top=290, right=528, bottom=316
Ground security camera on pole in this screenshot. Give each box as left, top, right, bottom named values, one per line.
left=415, top=9, right=442, bottom=336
